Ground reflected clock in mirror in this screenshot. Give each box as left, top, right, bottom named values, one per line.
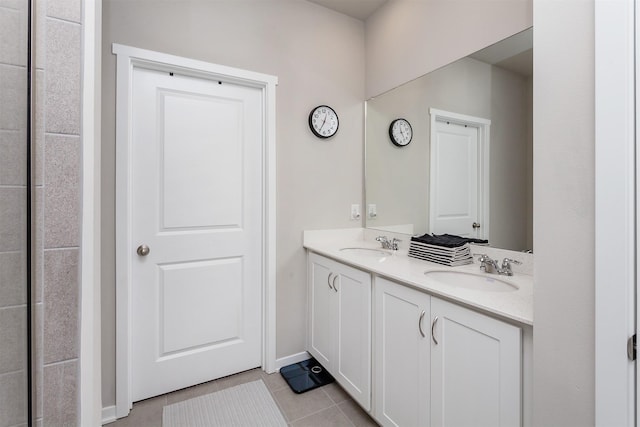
left=365, top=28, right=533, bottom=252
left=389, top=118, right=413, bottom=147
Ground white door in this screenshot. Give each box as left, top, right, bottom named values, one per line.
left=374, top=277, right=430, bottom=427
left=130, top=67, right=263, bottom=401
left=430, top=297, right=521, bottom=427
left=430, top=119, right=481, bottom=238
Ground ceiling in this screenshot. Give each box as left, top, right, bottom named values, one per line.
left=470, top=28, right=533, bottom=77
left=306, top=0, right=388, bottom=21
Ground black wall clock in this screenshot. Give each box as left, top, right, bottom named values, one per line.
left=309, top=105, right=339, bottom=138
left=389, top=118, right=413, bottom=147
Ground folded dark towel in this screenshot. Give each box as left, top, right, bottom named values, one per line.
left=411, top=233, right=488, bottom=248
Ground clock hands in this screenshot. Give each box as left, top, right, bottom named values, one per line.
left=319, top=112, right=328, bottom=131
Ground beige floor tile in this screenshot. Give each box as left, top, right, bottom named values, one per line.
left=215, top=367, right=264, bottom=391
left=338, top=400, right=378, bottom=426
left=165, top=379, right=219, bottom=405
left=111, top=394, right=167, bottom=427
left=108, top=369, right=372, bottom=427
left=272, top=385, right=335, bottom=422
left=261, top=370, right=289, bottom=392
left=322, top=382, right=351, bottom=404
left=290, top=406, right=354, bottom=427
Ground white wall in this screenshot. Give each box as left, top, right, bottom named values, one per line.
left=533, top=0, right=595, bottom=425
left=489, top=66, right=532, bottom=250
left=101, top=0, right=365, bottom=408
left=365, top=0, right=533, bottom=98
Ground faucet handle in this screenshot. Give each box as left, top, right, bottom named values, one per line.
left=376, top=235, right=389, bottom=249
left=474, top=253, right=492, bottom=263
left=501, top=258, right=522, bottom=268
left=500, top=258, right=522, bottom=276
left=474, top=254, right=496, bottom=273
left=390, top=238, right=402, bottom=250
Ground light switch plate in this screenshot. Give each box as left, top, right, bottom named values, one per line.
left=368, top=204, right=377, bottom=219
left=350, top=204, right=361, bottom=220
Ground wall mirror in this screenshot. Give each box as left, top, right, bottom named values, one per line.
left=365, top=28, right=533, bottom=252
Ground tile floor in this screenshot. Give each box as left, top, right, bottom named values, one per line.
left=108, top=368, right=379, bottom=426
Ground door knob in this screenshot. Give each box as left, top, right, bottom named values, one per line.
left=137, top=244, right=150, bottom=256
left=472, top=222, right=481, bottom=229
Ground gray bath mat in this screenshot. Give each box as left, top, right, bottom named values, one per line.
left=162, top=379, right=287, bottom=427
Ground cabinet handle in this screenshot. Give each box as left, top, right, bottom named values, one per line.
left=418, top=311, right=426, bottom=338
left=431, top=316, right=439, bottom=345
left=332, top=275, right=339, bottom=292
left=327, top=273, right=334, bottom=290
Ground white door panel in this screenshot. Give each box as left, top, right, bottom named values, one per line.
left=430, top=119, right=479, bottom=237
left=131, top=67, right=262, bottom=401
left=307, top=253, right=372, bottom=411
left=430, top=297, right=521, bottom=427
left=374, top=277, right=430, bottom=427
left=309, top=258, right=334, bottom=368
left=159, top=258, right=243, bottom=355
left=161, top=91, right=243, bottom=229
left=335, top=267, right=371, bottom=409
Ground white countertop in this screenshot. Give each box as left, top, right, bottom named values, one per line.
left=303, top=228, right=533, bottom=326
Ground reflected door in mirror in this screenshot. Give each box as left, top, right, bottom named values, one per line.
left=429, top=110, right=490, bottom=240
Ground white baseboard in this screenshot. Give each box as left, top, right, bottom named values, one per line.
left=101, top=405, right=117, bottom=425
left=274, top=351, right=311, bottom=371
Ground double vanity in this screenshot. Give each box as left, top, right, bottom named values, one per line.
left=304, top=228, right=533, bottom=427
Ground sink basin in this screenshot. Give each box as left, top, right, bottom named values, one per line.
left=339, top=247, right=392, bottom=257
left=424, top=270, right=518, bottom=292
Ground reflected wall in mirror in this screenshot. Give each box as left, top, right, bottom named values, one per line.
left=365, top=28, right=533, bottom=252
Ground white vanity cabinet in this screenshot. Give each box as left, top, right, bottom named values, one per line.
left=430, top=297, right=521, bottom=427
left=374, top=277, right=522, bottom=427
left=307, top=252, right=372, bottom=411
left=374, top=277, right=431, bottom=427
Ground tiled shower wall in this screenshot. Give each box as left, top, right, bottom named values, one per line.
left=0, top=0, right=82, bottom=425
left=0, top=0, right=29, bottom=425
left=34, top=0, right=83, bottom=425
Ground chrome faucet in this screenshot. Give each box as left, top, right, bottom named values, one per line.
left=500, top=258, right=522, bottom=276
left=477, top=254, right=500, bottom=274
left=376, top=235, right=401, bottom=251
left=476, top=254, right=522, bottom=276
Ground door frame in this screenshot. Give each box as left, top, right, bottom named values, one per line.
left=113, top=43, right=278, bottom=418
left=594, top=0, right=635, bottom=425
left=428, top=108, right=491, bottom=239
left=80, top=0, right=102, bottom=424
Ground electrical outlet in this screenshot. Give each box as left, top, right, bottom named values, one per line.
left=350, top=204, right=361, bottom=220
left=368, top=204, right=377, bottom=219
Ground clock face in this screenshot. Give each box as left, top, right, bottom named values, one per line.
left=389, top=118, right=413, bottom=147
left=309, top=105, right=339, bottom=138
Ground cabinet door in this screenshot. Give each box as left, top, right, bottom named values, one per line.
left=308, top=253, right=336, bottom=368
left=334, top=262, right=372, bottom=411
left=374, top=277, right=430, bottom=427
left=431, top=297, right=521, bottom=427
